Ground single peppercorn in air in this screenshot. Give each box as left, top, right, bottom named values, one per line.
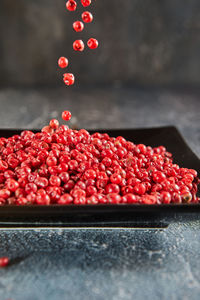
left=63, top=73, right=75, bottom=86
left=73, top=40, right=85, bottom=51
left=81, top=0, right=92, bottom=7
left=73, top=21, right=84, bottom=32
left=62, top=110, right=72, bottom=121
left=58, top=57, right=69, bottom=69
left=66, top=0, right=77, bottom=11
left=87, top=38, right=98, bottom=49
left=82, top=11, right=93, bottom=23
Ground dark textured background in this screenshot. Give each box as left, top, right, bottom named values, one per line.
left=1, top=0, right=200, bottom=87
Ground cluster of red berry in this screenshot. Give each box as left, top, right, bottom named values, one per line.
left=58, top=0, right=99, bottom=86
left=0, top=111, right=199, bottom=205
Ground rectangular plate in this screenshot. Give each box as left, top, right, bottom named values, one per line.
left=0, top=126, right=199, bottom=228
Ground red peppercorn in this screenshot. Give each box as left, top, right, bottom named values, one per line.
left=63, top=73, right=75, bottom=86
left=188, top=169, right=197, bottom=177
left=68, top=160, right=78, bottom=171
left=172, top=192, right=182, bottom=203
left=8, top=157, right=19, bottom=168
left=105, top=184, right=120, bottom=194
left=46, top=156, right=57, bottom=167
left=160, top=191, right=171, bottom=204
left=84, top=169, right=96, bottom=180
left=16, top=197, right=29, bottom=205
left=6, top=179, right=19, bottom=192
left=25, top=183, right=37, bottom=194
left=74, top=196, right=86, bottom=205
left=73, top=21, right=84, bottom=32
left=86, top=185, right=97, bottom=196
left=122, top=194, right=137, bottom=204
left=41, top=126, right=54, bottom=135
left=85, top=179, right=95, bottom=187
left=4, top=170, right=15, bottom=180
left=64, top=180, right=75, bottom=192
left=141, top=195, right=157, bottom=205
left=0, top=160, right=8, bottom=172
left=0, top=189, right=10, bottom=199
left=102, top=157, right=112, bottom=167
left=153, top=171, right=166, bottom=183
left=180, top=190, right=192, bottom=203
left=0, top=198, right=6, bottom=205
left=62, top=111, right=72, bottom=121
left=15, top=188, right=25, bottom=199
left=49, top=119, right=59, bottom=129
left=82, top=11, right=93, bottom=23
left=58, top=194, right=73, bottom=205
left=0, top=257, right=9, bottom=267
left=81, top=0, right=91, bottom=7
left=66, top=0, right=77, bottom=11
left=87, top=195, right=99, bottom=205
left=58, top=163, right=69, bottom=173
left=71, top=188, right=86, bottom=198
left=36, top=192, right=50, bottom=205
left=26, top=192, right=36, bottom=204
left=107, top=193, right=121, bottom=204
left=35, top=177, right=49, bottom=189
left=59, top=172, right=70, bottom=183
left=110, top=173, right=122, bottom=184
left=73, top=40, right=85, bottom=52
left=87, top=38, right=99, bottom=49
left=134, top=183, right=146, bottom=195
left=58, top=57, right=69, bottom=69
left=49, top=175, right=61, bottom=187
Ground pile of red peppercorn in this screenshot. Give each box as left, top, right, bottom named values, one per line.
left=0, top=111, right=199, bottom=205
left=58, top=0, right=99, bottom=86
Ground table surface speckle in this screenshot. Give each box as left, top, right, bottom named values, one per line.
left=0, top=87, right=199, bottom=300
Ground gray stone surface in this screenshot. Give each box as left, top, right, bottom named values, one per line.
left=0, top=224, right=200, bottom=300
left=0, top=87, right=199, bottom=299
left=1, top=0, right=200, bottom=87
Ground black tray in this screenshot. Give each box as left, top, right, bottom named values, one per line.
left=0, top=126, right=199, bottom=228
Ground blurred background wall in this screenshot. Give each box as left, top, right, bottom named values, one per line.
left=1, top=0, right=200, bottom=88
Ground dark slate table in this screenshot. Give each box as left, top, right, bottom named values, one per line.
left=0, top=87, right=199, bottom=300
